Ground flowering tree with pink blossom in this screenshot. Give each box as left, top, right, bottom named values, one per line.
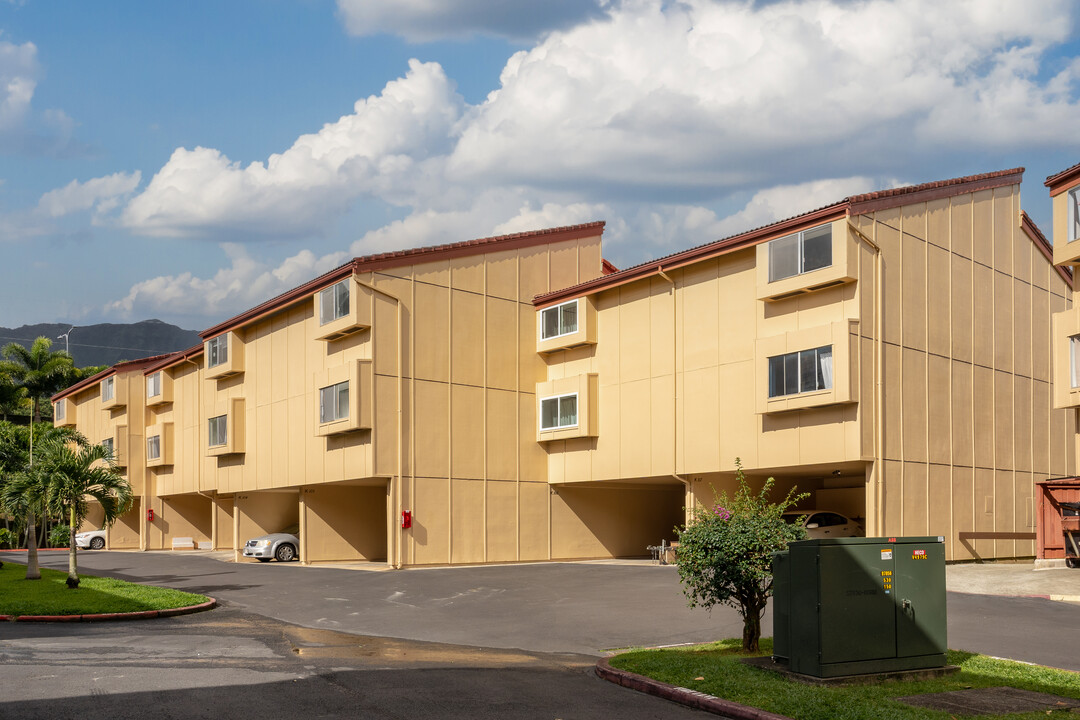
left=676, top=460, right=807, bottom=651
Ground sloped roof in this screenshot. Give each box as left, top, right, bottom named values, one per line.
left=200, top=222, right=606, bottom=340
left=51, top=353, right=175, bottom=402
left=535, top=168, right=1029, bottom=307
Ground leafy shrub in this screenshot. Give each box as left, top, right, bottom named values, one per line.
left=47, top=524, right=70, bottom=549
left=676, top=460, right=807, bottom=651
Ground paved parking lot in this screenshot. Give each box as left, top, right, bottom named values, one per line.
left=3, top=551, right=1080, bottom=719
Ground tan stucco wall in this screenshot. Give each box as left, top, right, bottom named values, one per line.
left=851, top=184, right=1072, bottom=560
left=542, top=183, right=1073, bottom=561
left=126, top=231, right=606, bottom=566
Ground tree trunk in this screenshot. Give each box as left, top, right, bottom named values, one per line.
left=742, top=606, right=762, bottom=652
left=66, top=506, right=79, bottom=589
left=24, top=512, right=41, bottom=580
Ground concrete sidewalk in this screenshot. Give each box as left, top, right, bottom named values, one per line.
left=947, top=561, right=1080, bottom=602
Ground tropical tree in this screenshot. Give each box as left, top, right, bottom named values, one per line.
left=675, top=460, right=808, bottom=651
left=0, top=337, right=75, bottom=423
left=0, top=421, right=80, bottom=580
left=38, top=435, right=132, bottom=588
left=0, top=371, right=27, bottom=421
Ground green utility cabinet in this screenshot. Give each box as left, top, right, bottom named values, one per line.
left=772, top=536, right=947, bottom=678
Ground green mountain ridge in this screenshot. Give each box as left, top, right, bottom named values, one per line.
left=0, top=320, right=201, bottom=368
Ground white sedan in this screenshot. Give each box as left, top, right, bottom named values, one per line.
left=74, top=529, right=107, bottom=550
left=782, top=510, right=863, bottom=539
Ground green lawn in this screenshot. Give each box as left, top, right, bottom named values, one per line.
left=0, top=562, right=208, bottom=616
left=610, top=638, right=1080, bottom=720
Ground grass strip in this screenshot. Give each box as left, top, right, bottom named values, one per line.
left=609, top=638, right=1080, bottom=720
left=0, top=562, right=208, bottom=616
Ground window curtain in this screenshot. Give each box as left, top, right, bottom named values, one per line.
left=818, top=347, right=833, bottom=390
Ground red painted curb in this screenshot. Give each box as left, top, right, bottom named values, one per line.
left=596, top=657, right=794, bottom=720
left=9, top=598, right=216, bottom=623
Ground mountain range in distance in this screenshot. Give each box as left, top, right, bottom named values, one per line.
left=0, top=319, right=201, bottom=368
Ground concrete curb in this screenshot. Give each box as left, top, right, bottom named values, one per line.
left=0, top=598, right=216, bottom=623
left=596, top=657, right=794, bottom=720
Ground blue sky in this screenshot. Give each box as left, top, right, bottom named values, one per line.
left=2, top=0, right=1079, bottom=331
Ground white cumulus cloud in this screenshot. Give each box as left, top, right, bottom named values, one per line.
left=120, top=59, right=465, bottom=239
left=106, top=244, right=350, bottom=321
left=37, top=171, right=142, bottom=218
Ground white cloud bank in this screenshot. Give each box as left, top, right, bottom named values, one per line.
left=37, top=171, right=142, bottom=218
left=104, top=0, right=1080, bottom=322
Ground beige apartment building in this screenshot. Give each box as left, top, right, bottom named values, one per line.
left=55, top=168, right=1074, bottom=565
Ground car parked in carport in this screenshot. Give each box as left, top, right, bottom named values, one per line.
left=242, top=525, right=299, bottom=562
left=782, top=510, right=863, bottom=539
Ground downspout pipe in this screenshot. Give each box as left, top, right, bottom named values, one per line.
left=848, top=222, right=885, bottom=537
left=357, top=279, right=405, bottom=569
left=657, top=267, right=691, bottom=517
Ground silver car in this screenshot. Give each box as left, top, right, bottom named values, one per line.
left=782, top=510, right=863, bottom=539
left=242, top=525, right=299, bottom=562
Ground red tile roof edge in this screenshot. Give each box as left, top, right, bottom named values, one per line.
left=534, top=168, right=1027, bottom=307
left=51, top=354, right=176, bottom=402
left=1021, top=212, right=1074, bottom=291
left=847, top=168, right=1024, bottom=215
left=141, top=344, right=205, bottom=376
left=1045, top=161, right=1080, bottom=194
left=601, top=259, right=618, bottom=275
left=199, top=222, right=606, bottom=340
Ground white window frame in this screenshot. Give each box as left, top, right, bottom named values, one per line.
left=319, top=279, right=350, bottom=326
left=539, top=392, right=579, bottom=431
left=147, top=435, right=161, bottom=461
left=540, top=300, right=579, bottom=340
left=1071, top=335, right=1080, bottom=389
left=768, top=345, right=834, bottom=399
left=101, top=437, right=114, bottom=456
left=147, top=372, right=161, bottom=399
left=767, top=224, right=833, bottom=283
left=319, top=380, right=350, bottom=424
left=54, top=401, right=65, bottom=421
left=1070, top=187, right=1080, bottom=244
left=101, top=376, right=115, bottom=402
left=206, top=335, right=228, bottom=368
left=208, top=414, right=228, bottom=447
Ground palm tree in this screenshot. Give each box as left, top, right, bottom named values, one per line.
left=38, top=435, right=132, bottom=588
left=0, top=337, right=75, bottom=423
left=0, top=422, right=81, bottom=580
left=0, top=371, right=27, bottom=421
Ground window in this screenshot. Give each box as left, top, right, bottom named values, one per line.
left=768, top=225, right=832, bottom=282
left=206, top=335, right=228, bottom=368
left=101, top=376, right=115, bottom=402
left=319, top=279, right=350, bottom=326
left=147, top=372, right=161, bottom=398
left=319, top=381, right=349, bottom=424
left=540, top=393, right=578, bottom=431
left=208, top=415, right=228, bottom=447
left=54, top=401, right=65, bottom=421
left=540, top=300, right=579, bottom=340
left=101, top=437, right=114, bottom=456
left=1071, top=335, right=1080, bottom=388
left=1071, top=188, right=1080, bottom=244
left=768, top=345, right=833, bottom=398
left=147, top=435, right=161, bottom=461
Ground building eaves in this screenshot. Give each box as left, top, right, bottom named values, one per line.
left=51, top=353, right=176, bottom=402
left=534, top=168, right=1027, bottom=307
left=846, top=168, right=1024, bottom=215
left=141, top=344, right=204, bottom=376
left=200, top=222, right=606, bottom=340
left=1021, top=212, right=1073, bottom=291
left=1045, top=161, right=1080, bottom=196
